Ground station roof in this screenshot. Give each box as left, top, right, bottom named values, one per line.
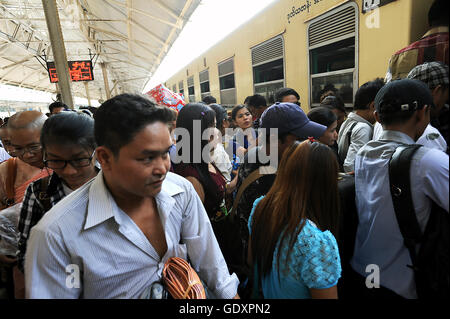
left=0, top=0, right=200, bottom=102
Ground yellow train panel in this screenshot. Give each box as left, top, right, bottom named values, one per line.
left=165, top=0, right=434, bottom=112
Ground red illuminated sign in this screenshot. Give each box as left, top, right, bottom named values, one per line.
left=47, top=60, right=94, bottom=83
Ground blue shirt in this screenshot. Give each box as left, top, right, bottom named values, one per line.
left=351, top=130, right=449, bottom=299
left=24, top=171, right=239, bottom=299
left=248, top=196, right=341, bottom=299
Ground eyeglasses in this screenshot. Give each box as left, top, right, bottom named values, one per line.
left=43, top=151, right=95, bottom=169
left=12, top=144, right=42, bottom=157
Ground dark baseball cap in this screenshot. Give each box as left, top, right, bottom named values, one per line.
left=374, top=79, right=434, bottom=114
left=260, top=102, right=327, bottom=139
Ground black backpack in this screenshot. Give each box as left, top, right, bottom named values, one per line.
left=389, top=144, right=450, bottom=299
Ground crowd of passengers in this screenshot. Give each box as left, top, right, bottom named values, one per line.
left=0, top=0, right=448, bottom=300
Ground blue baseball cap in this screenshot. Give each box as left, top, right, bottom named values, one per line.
left=260, top=102, right=327, bottom=139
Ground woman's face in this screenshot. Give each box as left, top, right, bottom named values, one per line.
left=234, top=108, right=253, bottom=130
left=318, top=120, right=338, bottom=146
left=44, top=144, right=97, bottom=190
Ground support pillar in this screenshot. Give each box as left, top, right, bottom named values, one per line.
left=84, top=81, right=91, bottom=105
left=42, top=0, right=74, bottom=109
left=101, top=63, right=111, bottom=100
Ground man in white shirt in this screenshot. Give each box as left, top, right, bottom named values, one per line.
left=350, top=79, right=449, bottom=299
left=373, top=62, right=449, bottom=153
left=337, top=79, right=385, bottom=172
left=25, top=94, right=240, bottom=299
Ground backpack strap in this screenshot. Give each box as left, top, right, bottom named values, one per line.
left=231, top=166, right=275, bottom=217
left=388, top=144, right=423, bottom=270
left=38, top=176, right=52, bottom=212
left=339, top=121, right=358, bottom=165
left=4, top=157, right=18, bottom=206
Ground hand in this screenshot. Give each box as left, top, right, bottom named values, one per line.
left=0, top=254, right=17, bottom=266
left=233, top=293, right=240, bottom=299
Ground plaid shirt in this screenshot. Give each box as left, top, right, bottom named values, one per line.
left=17, top=173, right=66, bottom=272
left=386, top=27, right=449, bottom=81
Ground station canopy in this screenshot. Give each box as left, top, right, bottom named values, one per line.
left=0, top=0, right=201, bottom=102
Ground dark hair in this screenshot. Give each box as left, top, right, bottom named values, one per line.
left=275, top=87, right=300, bottom=102
left=429, top=0, right=449, bottom=27
left=208, top=103, right=228, bottom=132
left=320, top=95, right=346, bottom=114
left=307, top=107, right=338, bottom=128
left=41, top=112, right=96, bottom=152
left=175, top=103, right=218, bottom=200
left=244, top=96, right=252, bottom=105
left=251, top=141, right=340, bottom=278
left=354, top=78, right=385, bottom=110
left=48, top=101, right=68, bottom=113
left=231, top=104, right=249, bottom=121
left=247, top=94, right=267, bottom=109
left=94, top=94, right=173, bottom=155
left=202, top=95, right=217, bottom=104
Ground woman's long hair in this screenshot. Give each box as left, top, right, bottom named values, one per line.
left=250, top=140, right=340, bottom=278
left=175, top=103, right=219, bottom=203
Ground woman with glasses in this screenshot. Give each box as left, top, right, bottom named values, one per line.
left=16, top=112, right=99, bottom=280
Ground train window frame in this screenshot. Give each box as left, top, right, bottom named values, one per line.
left=199, top=69, right=210, bottom=100
left=218, top=57, right=237, bottom=107
left=187, top=75, right=195, bottom=102
left=251, top=35, right=286, bottom=103
left=307, top=2, right=359, bottom=109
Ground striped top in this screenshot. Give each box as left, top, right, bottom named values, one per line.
left=24, top=171, right=239, bottom=299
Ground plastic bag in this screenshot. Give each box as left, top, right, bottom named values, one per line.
left=0, top=203, right=21, bottom=256
left=145, top=84, right=186, bottom=112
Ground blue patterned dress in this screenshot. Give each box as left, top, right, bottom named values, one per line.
left=248, top=196, right=341, bottom=299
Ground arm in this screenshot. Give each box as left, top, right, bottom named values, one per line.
left=185, top=176, right=205, bottom=203
left=310, top=286, right=338, bottom=299
left=420, top=149, right=449, bottom=212
left=25, top=224, right=81, bottom=298
left=180, top=181, right=239, bottom=299
left=343, top=125, right=372, bottom=173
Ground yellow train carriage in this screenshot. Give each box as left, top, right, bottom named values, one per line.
left=165, top=0, right=434, bottom=111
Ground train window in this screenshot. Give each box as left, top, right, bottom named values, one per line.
left=218, top=58, right=236, bottom=106
left=252, top=36, right=285, bottom=102
left=187, top=76, right=195, bottom=102
left=179, top=80, right=184, bottom=97
left=219, top=74, right=235, bottom=90
left=200, top=70, right=210, bottom=100
left=308, top=3, right=358, bottom=108
left=172, top=84, right=177, bottom=93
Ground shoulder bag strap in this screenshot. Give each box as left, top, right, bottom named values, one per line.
left=231, top=166, right=275, bottom=217
left=339, top=121, right=358, bottom=164
left=38, top=176, right=52, bottom=212
left=5, top=157, right=18, bottom=205
left=389, top=144, right=423, bottom=269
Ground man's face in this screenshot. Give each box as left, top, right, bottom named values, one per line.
left=0, top=128, right=14, bottom=155
left=432, top=86, right=449, bottom=115
left=103, top=122, right=172, bottom=199
left=51, top=107, right=64, bottom=115
left=281, top=95, right=299, bottom=105
left=9, top=128, right=44, bottom=168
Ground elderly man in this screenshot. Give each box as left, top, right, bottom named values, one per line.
left=0, top=110, right=49, bottom=298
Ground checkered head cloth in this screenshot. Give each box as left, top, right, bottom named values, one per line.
left=407, top=61, right=449, bottom=90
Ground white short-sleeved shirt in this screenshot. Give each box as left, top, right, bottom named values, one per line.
left=351, top=130, right=449, bottom=298
left=373, top=122, right=447, bottom=152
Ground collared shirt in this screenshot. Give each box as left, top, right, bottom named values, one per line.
left=24, top=171, right=239, bottom=299
left=373, top=122, right=448, bottom=153
left=385, top=26, right=449, bottom=82
left=17, top=172, right=66, bottom=272
left=351, top=130, right=449, bottom=298
left=0, top=147, right=11, bottom=163
left=337, top=112, right=374, bottom=173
